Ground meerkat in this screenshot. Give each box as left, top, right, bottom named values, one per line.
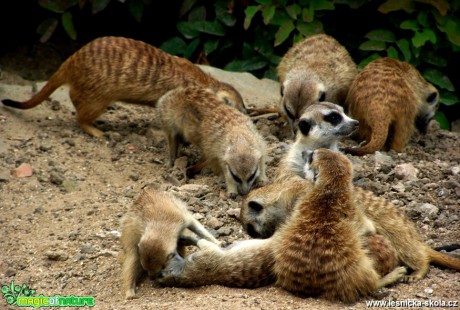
left=158, top=86, right=268, bottom=197
left=239, top=178, right=460, bottom=282
left=343, top=57, right=439, bottom=156
left=119, top=188, right=219, bottom=299
left=2, top=36, right=246, bottom=138
left=158, top=149, right=405, bottom=302
left=275, top=102, right=359, bottom=182
left=277, top=34, right=358, bottom=133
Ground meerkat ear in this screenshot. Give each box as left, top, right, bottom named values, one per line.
left=318, top=91, right=326, bottom=102
left=426, top=91, right=438, bottom=105
left=248, top=201, right=264, bottom=213
left=298, top=119, right=312, bottom=136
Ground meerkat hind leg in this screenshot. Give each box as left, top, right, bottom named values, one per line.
left=377, top=266, right=407, bottom=288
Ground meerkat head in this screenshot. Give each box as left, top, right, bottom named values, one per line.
left=295, top=102, right=359, bottom=151
left=281, top=78, right=326, bottom=133
left=416, top=85, right=439, bottom=134
left=303, top=148, right=353, bottom=187
left=224, top=145, right=262, bottom=196
left=215, top=82, right=247, bottom=114
left=138, top=234, right=179, bottom=277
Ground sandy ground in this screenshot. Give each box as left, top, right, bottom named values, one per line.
left=0, top=61, right=459, bottom=310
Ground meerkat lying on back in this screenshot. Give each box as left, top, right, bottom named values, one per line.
left=158, top=86, right=268, bottom=197
left=2, top=36, right=245, bottom=137
left=240, top=178, right=460, bottom=283
left=344, top=57, right=439, bottom=156
left=158, top=149, right=406, bottom=303
left=119, top=188, right=219, bottom=299
left=275, top=102, right=358, bottom=182
left=277, top=34, right=358, bottom=133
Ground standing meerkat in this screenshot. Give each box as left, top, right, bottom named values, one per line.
left=344, top=57, right=439, bottom=156
left=2, top=36, right=246, bottom=138
left=158, top=86, right=268, bottom=197
left=240, top=178, right=460, bottom=282
left=275, top=102, right=359, bottom=182
left=272, top=149, right=406, bottom=302
left=277, top=34, right=358, bottom=132
left=119, top=188, right=219, bottom=299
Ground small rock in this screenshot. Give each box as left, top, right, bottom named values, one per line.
left=45, top=250, right=69, bottom=261
left=129, top=173, right=139, bottom=181
left=50, top=100, right=61, bottom=111
left=33, top=207, right=44, bottom=215
left=13, top=163, right=33, bottom=178
left=207, top=217, right=223, bottom=230
left=49, top=171, right=64, bottom=185
left=173, top=156, right=188, bottom=170
left=393, top=163, right=418, bottom=181
left=178, top=184, right=210, bottom=197
left=108, top=230, right=121, bottom=239
left=62, top=179, right=78, bottom=192
left=217, top=227, right=232, bottom=236
left=391, top=183, right=405, bottom=193
left=424, top=288, right=433, bottom=294
left=0, top=169, right=10, bottom=182
left=406, top=203, right=439, bottom=220
left=193, top=213, right=204, bottom=220
left=227, top=208, right=240, bottom=218
left=451, top=166, right=460, bottom=175
left=164, top=175, right=181, bottom=186
left=374, top=152, right=393, bottom=167
left=4, top=268, right=17, bottom=277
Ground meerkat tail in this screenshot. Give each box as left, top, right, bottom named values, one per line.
left=346, top=121, right=389, bottom=155
left=434, top=244, right=460, bottom=252
left=3, top=69, right=65, bottom=109
left=428, top=248, right=460, bottom=270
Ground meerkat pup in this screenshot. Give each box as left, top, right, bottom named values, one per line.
left=277, top=34, right=358, bottom=133
left=119, top=188, right=219, bottom=299
left=344, top=57, right=439, bottom=156
left=275, top=102, right=359, bottom=182
left=2, top=36, right=245, bottom=138
left=240, top=177, right=460, bottom=283
left=158, top=86, right=268, bottom=197
left=272, top=149, right=406, bottom=302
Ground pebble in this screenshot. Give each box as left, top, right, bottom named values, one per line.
left=394, top=163, right=418, bottom=181
left=4, top=268, right=17, bottom=277
left=13, top=163, right=33, bottom=178
left=178, top=184, right=210, bottom=197
left=80, top=244, right=96, bottom=254
left=226, top=208, right=240, bottom=218
left=406, top=203, right=439, bottom=220
left=217, top=227, right=232, bottom=236
left=0, top=169, right=10, bottom=182
left=62, top=179, right=78, bottom=192
left=45, top=250, right=69, bottom=261
left=207, top=217, right=223, bottom=230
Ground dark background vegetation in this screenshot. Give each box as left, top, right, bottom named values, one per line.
left=0, top=0, right=459, bottom=128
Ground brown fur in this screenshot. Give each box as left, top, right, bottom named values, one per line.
left=2, top=36, right=245, bottom=137
left=272, top=149, right=405, bottom=302
left=158, top=86, right=268, bottom=197
left=119, top=188, right=218, bottom=299
left=240, top=179, right=460, bottom=282
left=277, top=34, right=358, bottom=132
left=344, top=57, right=439, bottom=156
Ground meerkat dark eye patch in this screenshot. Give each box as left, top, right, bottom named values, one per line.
left=283, top=103, right=295, bottom=120
left=318, top=91, right=326, bottom=102
left=280, top=85, right=284, bottom=97
left=426, top=92, right=438, bottom=105
left=298, top=119, right=312, bottom=135
left=302, top=150, right=314, bottom=165
left=248, top=201, right=263, bottom=212
left=324, top=111, right=342, bottom=125
left=247, top=168, right=258, bottom=183
left=230, top=170, right=242, bottom=183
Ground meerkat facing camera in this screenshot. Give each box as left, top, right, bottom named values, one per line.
left=158, top=86, right=268, bottom=197
left=344, top=57, right=439, bottom=156
left=2, top=36, right=246, bottom=137
left=277, top=34, right=358, bottom=133
left=119, top=188, right=219, bottom=299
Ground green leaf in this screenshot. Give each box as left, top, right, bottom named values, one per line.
left=358, top=53, right=380, bottom=70
left=440, top=91, right=459, bottom=106
left=417, top=11, right=428, bottom=27
left=286, top=4, right=300, bottom=20
left=358, top=40, right=386, bottom=51
left=160, top=37, right=187, bottom=55
left=38, top=0, right=78, bottom=13
left=412, top=29, right=437, bottom=48
left=215, top=2, right=236, bottom=27
left=312, top=0, right=335, bottom=10
left=335, top=0, right=368, bottom=9
left=255, top=0, right=271, bottom=4
left=197, top=20, right=226, bottom=36
left=297, top=20, right=323, bottom=37
left=424, top=68, right=455, bottom=91
left=400, top=19, right=419, bottom=32
left=420, top=51, right=447, bottom=67
left=302, top=7, right=314, bottom=22
left=365, top=29, right=396, bottom=42
left=378, top=0, right=414, bottom=14
left=274, top=20, right=295, bottom=46
left=61, top=12, right=76, bottom=40
left=270, top=10, right=291, bottom=26
left=177, top=21, right=200, bottom=39
left=224, top=57, right=268, bottom=72
left=188, top=6, right=206, bottom=21
left=92, top=0, right=111, bottom=14
left=204, top=39, right=219, bottom=56
left=184, top=38, right=200, bottom=59
left=37, top=18, right=58, bottom=43
left=262, top=5, right=276, bottom=25
left=244, top=5, right=261, bottom=29
left=129, top=0, right=144, bottom=23
left=386, top=46, right=399, bottom=59
left=434, top=111, right=450, bottom=130
left=179, top=0, right=197, bottom=18
left=396, top=38, right=411, bottom=62
left=438, top=16, right=460, bottom=46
